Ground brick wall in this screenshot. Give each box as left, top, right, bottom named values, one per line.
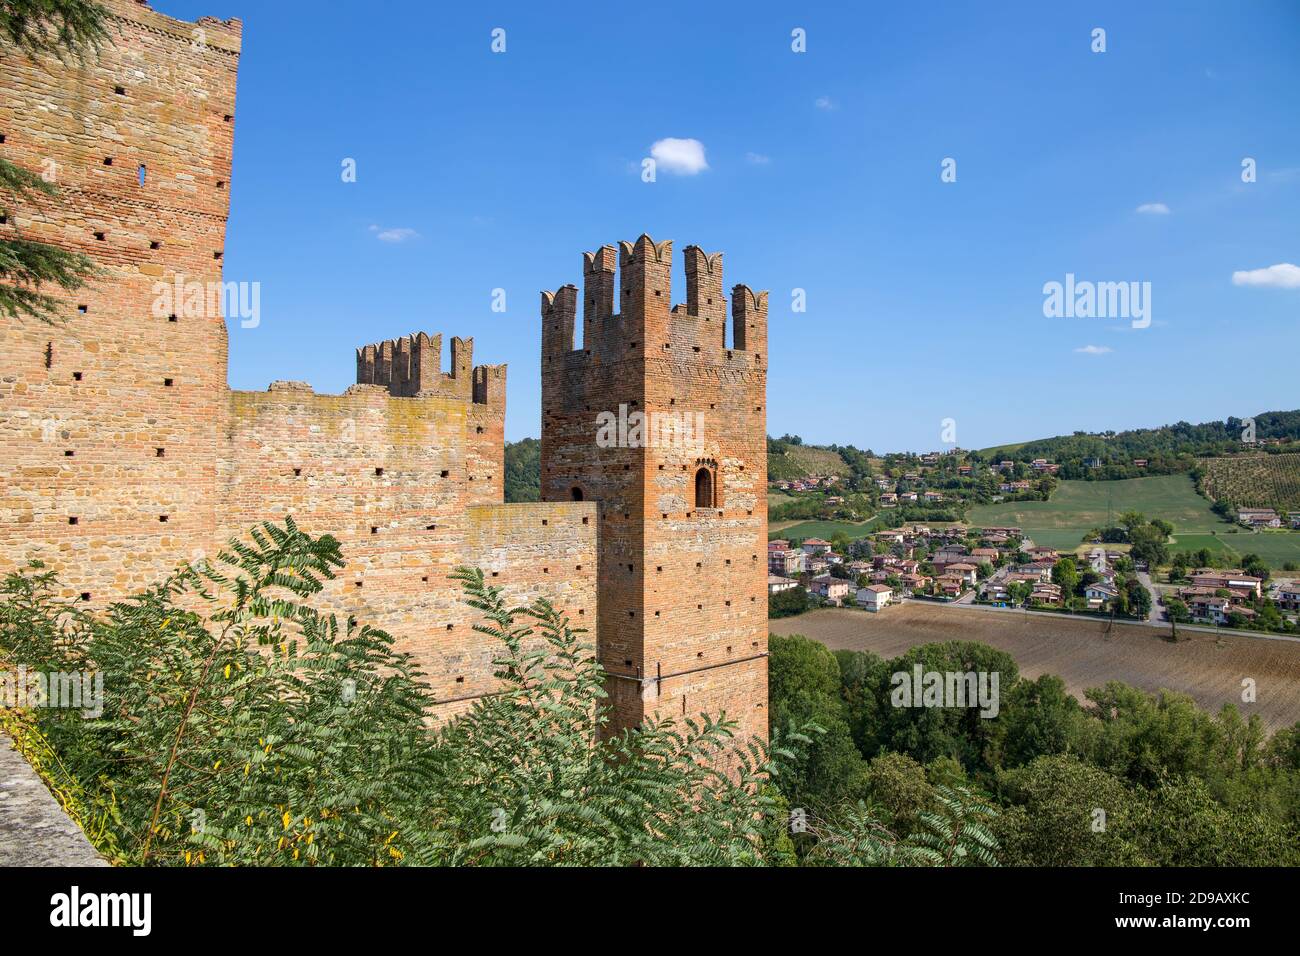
left=0, top=0, right=239, bottom=600
left=540, top=236, right=770, bottom=742
left=0, top=1, right=596, bottom=722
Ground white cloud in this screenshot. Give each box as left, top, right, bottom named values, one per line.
left=1074, top=345, right=1112, bottom=355
left=814, top=96, right=837, bottom=111
left=1231, top=262, right=1300, bottom=289
left=745, top=152, right=771, bottom=165
left=1136, top=202, right=1170, bottom=215
left=369, top=225, right=419, bottom=243
left=649, top=138, right=708, bottom=175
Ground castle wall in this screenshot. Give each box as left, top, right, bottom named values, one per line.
left=541, top=237, right=770, bottom=743
left=220, top=377, right=593, bottom=713
left=0, top=2, right=595, bottom=724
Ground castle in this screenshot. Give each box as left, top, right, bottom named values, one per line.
left=0, top=0, right=767, bottom=739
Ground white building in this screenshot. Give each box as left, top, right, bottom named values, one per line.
left=855, top=584, right=892, bottom=612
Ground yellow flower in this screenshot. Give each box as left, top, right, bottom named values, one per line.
left=223, top=664, right=231, bottom=680
left=282, top=811, right=292, bottom=830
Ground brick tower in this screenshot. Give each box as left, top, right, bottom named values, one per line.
left=0, top=0, right=241, bottom=600
left=540, top=236, right=769, bottom=741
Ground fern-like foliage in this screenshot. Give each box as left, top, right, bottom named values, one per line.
left=0, top=519, right=999, bottom=867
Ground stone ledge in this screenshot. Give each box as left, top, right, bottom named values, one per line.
left=0, top=733, right=107, bottom=867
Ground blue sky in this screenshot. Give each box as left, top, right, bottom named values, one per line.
left=165, top=0, right=1299, bottom=451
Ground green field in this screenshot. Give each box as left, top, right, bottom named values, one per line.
left=969, top=476, right=1222, bottom=550
left=1165, top=531, right=1300, bottom=569
left=769, top=517, right=882, bottom=541
left=967, top=475, right=1300, bottom=566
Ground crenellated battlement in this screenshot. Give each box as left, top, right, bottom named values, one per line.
left=542, top=235, right=768, bottom=367
left=539, top=235, right=769, bottom=744
left=355, top=332, right=502, bottom=406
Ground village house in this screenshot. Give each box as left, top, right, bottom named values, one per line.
left=1084, top=583, right=1119, bottom=610
left=936, top=575, right=966, bottom=598
left=768, top=540, right=806, bottom=576
left=1030, top=582, right=1063, bottom=605
left=768, top=575, right=800, bottom=595
left=1021, top=560, right=1057, bottom=583
left=802, top=538, right=834, bottom=555
left=855, top=583, right=893, bottom=612
left=1271, top=581, right=1300, bottom=612
left=946, top=562, right=979, bottom=585
left=1189, top=569, right=1263, bottom=598
left=880, top=492, right=898, bottom=506
left=1237, top=508, right=1282, bottom=528
left=811, top=574, right=852, bottom=606
left=981, top=580, right=1010, bottom=604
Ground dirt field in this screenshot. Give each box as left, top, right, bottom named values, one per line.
left=769, top=605, right=1300, bottom=731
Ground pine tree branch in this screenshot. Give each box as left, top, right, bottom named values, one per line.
left=0, top=0, right=111, bottom=61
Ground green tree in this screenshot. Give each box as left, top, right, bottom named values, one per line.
left=768, top=584, right=811, bottom=618
left=1051, top=557, right=1079, bottom=595
left=1000, top=674, right=1092, bottom=768
left=768, top=634, right=869, bottom=813
left=994, top=755, right=1144, bottom=866
left=502, top=437, right=540, bottom=502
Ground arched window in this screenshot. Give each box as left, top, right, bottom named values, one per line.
left=694, top=468, right=714, bottom=509
left=570, top=486, right=584, bottom=502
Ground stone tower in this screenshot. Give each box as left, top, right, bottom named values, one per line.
left=540, top=236, right=769, bottom=741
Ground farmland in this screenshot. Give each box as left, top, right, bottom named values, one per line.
left=769, top=517, right=882, bottom=540
left=968, top=474, right=1227, bottom=550
left=768, top=444, right=848, bottom=481
left=1198, top=453, right=1300, bottom=513
left=1165, top=530, right=1300, bottom=569
left=770, top=605, right=1300, bottom=731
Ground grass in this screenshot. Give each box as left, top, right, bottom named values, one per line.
left=965, top=474, right=1300, bottom=567
left=769, top=517, right=882, bottom=541
left=969, top=475, right=1222, bottom=543
left=1167, top=531, right=1300, bottom=568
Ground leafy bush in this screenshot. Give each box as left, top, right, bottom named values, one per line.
left=0, top=519, right=997, bottom=866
